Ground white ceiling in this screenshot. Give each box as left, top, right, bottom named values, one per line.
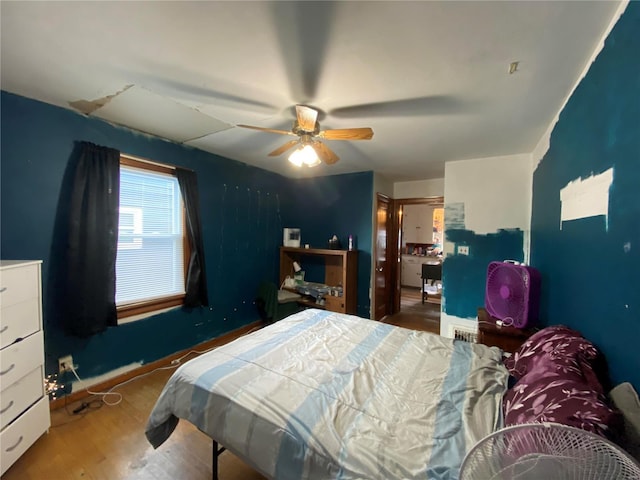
left=0, top=1, right=623, bottom=181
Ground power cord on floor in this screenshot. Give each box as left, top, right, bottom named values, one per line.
left=58, top=323, right=264, bottom=415
left=66, top=363, right=123, bottom=406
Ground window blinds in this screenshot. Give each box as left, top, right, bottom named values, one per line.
left=116, top=166, right=185, bottom=305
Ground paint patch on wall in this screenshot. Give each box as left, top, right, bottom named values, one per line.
left=443, top=228, right=524, bottom=319
left=445, top=202, right=465, bottom=229
left=560, top=168, right=613, bottom=230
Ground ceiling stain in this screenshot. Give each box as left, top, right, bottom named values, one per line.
left=69, top=84, right=134, bottom=115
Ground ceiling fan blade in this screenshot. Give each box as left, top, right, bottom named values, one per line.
left=329, top=96, right=475, bottom=118
left=270, top=2, right=335, bottom=102
left=312, top=141, right=339, bottom=165
left=237, top=124, right=296, bottom=136
left=268, top=140, right=300, bottom=157
left=296, top=105, right=318, bottom=132
left=318, top=128, right=374, bottom=141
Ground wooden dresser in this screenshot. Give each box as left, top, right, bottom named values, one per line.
left=280, top=247, right=358, bottom=314
left=477, top=307, right=537, bottom=354
left=1, top=260, right=50, bottom=476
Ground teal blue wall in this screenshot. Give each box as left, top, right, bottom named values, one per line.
left=530, top=3, right=639, bottom=390
left=285, top=172, right=373, bottom=318
left=1, top=91, right=374, bottom=392
left=443, top=226, right=524, bottom=318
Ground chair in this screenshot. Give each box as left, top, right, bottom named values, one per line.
left=255, top=281, right=302, bottom=323
left=421, top=263, right=442, bottom=304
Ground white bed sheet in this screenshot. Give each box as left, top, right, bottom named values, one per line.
left=146, top=309, right=508, bottom=480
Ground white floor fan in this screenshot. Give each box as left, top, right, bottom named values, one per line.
left=460, top=423, right=640, bottom=480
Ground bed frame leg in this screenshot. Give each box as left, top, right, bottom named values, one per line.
left=212, top=440, right=226, bottom=480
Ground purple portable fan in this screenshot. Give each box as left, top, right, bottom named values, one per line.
left=485, top=261, right=541, bottom=328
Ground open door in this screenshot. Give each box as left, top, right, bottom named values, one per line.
left=373, top=193, right=393, bottom=320
left=394, top=196, right=445, bottom=313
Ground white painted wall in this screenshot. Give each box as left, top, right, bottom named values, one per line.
left=394, top=178, right=444, bottom=199
left=441, top=153, right=533, bottom=336
left=444, top=154, right=532, bottom=236
left=374, top=172, right=394, bottom=198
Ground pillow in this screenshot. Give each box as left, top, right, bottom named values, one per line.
left=503, top=356, right=622, bottom=439
left=503, top=325, right=604, bottom=392
left=609, top=382, right=640, bottom=460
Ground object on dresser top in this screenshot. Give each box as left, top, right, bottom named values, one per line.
left=294, top=281, right=331, bottom=300
left=328, top=234, right=341, bottom=250
left=277, top=289, right=301, bottom=303
left=255, top=281, right=302, bottom=323
left=477, top=307, right=536, bottom=353
left=283, top=228, right=300, bottom=248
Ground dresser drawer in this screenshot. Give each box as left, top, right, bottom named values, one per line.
left=0, top=298, right=41, bottom=349
left=0, top=366, right=44, bottom=430
left=0, top=331, right=43, bottom=390
left=324, top=295, right=346, bottom=313
left=0, top=263, right=40, bottom=310
left=0, top=396, right=50, bottom=476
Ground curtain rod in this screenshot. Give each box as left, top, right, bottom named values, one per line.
left=121, top=153, right=194, bottom=172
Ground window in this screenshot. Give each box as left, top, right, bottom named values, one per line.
left=116, top=157, right=189, bottom=319
left=432, top=207, right=444, bottom=246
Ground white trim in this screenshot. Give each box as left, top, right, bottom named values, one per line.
left=440, top=312, right=478, bottom=338
left=121, top=153, right=177, bottom=171
left=117, top=305, right=181, bottom=325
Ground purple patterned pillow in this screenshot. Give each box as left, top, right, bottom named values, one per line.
left=504, top=326, right=602, bottom=389
left=503, top=357, right=622, bottom=438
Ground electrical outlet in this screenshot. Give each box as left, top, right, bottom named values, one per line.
left=458, top=245, right=470, bottom=255
left=58, top=355, right=73, bottom=373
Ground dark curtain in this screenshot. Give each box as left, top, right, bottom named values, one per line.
left=176, top=168, right=209, bottom=307
left=62, top=142, right=120, bottom=337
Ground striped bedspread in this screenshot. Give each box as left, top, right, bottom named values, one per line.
left=145, top=309, right=508, bottom=480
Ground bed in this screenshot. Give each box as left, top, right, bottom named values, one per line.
left=145, top=309, right=508, bottom=480
left=145, top=309, right=633, bottom=479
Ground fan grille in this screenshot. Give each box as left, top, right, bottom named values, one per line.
left=460, top=423, right=640, bottom=480
left=486, top=266, right=527, bottom=319
left=485, top=262, right=540, bottom=328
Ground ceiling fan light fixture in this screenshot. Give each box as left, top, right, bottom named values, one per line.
left=288, top=144, right=320, bottom=167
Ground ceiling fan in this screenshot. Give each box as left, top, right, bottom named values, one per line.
left=237, top=105, right=374, bottom=166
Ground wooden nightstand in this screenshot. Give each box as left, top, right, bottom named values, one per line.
left=477, top=307, right=537, bottom=353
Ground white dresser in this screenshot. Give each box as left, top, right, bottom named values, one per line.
left=0, top=260, right=50, bottom=476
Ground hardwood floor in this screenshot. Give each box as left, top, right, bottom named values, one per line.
left=382, top=287, right=440, bottom=334
left=2, top=364, right=266, bottom=480
left=2, top=307, right=441, bottom=480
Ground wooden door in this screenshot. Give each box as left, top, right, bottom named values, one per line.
left=373, top=193, right=392, bottom=320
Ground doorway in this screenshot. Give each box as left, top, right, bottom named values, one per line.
left=395, top=197, right=444, bottom=328
left=372, top=193, right=392, bottom=320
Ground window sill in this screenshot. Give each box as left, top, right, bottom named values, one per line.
left=117, top=294, right=185, bottom=324
left=118, top=304, right=181, bottom=325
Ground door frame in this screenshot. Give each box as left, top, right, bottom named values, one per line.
left=390, top=196, right=444, bottom=313
left=372, top=193, right=393, bottom=320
